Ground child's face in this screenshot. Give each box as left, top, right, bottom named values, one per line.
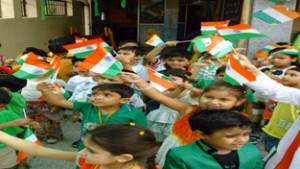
left=199, top=126, right=251, bottom=154
left=269, top=53, right=297, bottom=69
left=253, top=58, right=269, bottom=68
left=165, top=57, right=190, bottom=69
left=282, top=70, right=300, bottom=87
left=117, top=50, right=140, bottom=63
left=89, top=72, right=102, bottom=82
left=199, top=89, right=245, bottom=110
left=73, top=61, right=89, bottom=76
left=79, top=136, right=116, bottom=165
left=215, top=72, right=225, bottom=81
left=89, top=89, right=124, bottom=107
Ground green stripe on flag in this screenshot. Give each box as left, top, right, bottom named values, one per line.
left=223, top=73, right=240, bottom=85
left=101, top=62, right=123, bottom=77
left=13, top=70, right=44, bottom=79
left=253, top=11, right=281, bottom=25
left=222, top=32, right=265, bottom=41
left=161, top=75, right=170, bottom=81
left=74, top=51, right=94, bottom=58
left=202, top=30, right=218, bottom=35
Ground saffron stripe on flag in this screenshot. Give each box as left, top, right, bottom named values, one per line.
left=148, top=69, right=175, bottom=92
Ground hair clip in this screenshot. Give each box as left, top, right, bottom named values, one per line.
left=129, top=122, right=135, bottom=126
left=138, top=131, right=145, bottom=136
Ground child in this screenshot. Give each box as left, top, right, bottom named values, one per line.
left=0, top=89, right=24, bottom=169
left=37, top=83, right=148, bottom=150
left=262, top=67, right=300, bottom=152
left=0, top=123, right=160, bottom=169
left=146, top=46, right=192, bottom=72
left=121, top=72, right=247, bottom=167
left=65, top=58, right=92, bottom=94
left=163, top=109, right=263, bottom=169
left=146, top=68, right=198, bottom=142
left=117, top=46, right=149, bottom=81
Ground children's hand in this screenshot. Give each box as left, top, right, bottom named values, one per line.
left=36, top=82, right=62, bottom=94
left=14, top=118, right=33, bottom=126
left=120, top=72, right=143, bottom=83
left=164, top=41, right=179, bottom=47
left=69, top=113, right=79, bottom=123
left=29, top=121, right=42, bottom=129
left=169, top=75, right=184, bottom=87
left=192, top=60, right=211, bottom=68
left=237, top=54, right=261, bottom=76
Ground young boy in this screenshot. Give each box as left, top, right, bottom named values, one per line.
left=163, top=109, right=263, bottom=169
left=117, top=46, right=149, bottom=81
left=37, top=82, right=148, bottom=150
left=0, top=89, right=24, bottom=169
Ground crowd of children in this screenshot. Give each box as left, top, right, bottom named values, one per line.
left=0, top=31, right=299, bottom=169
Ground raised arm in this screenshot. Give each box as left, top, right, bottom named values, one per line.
left=145, top=41, right=178, bottom=64
left=0, top=130, right=77, bottom=162
left=120, top=72, right=194, bottom=118
left=36, top=82, right=74, bottom=109
left=238, top=54, right=300, bottom=107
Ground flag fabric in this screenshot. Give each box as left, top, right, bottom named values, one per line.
left=17, top=127, right=41, bottom=162
left=202, top=36, right=233, bottom=58
left=187, top=35, right=210, bottom=52
left=278, top=47, right=300, bottom=55
left=200, top=20, right=230, bottom=35
left=217, top=24, right=265, bottom=41
left=13, top=55, right=53, bottom=79
left=75, top=36, right=88, bottom=43
left=148, top=69, right=175, bottom=92
left=49, top=55, right=61, bottom=80
left=15, top=52, right=43, bottom=64
left=100, top=41, right=113, bottom=52
left=264, top=116, right=300, bottom=169
left=78, top=45, right=122, bottom=77
left=261, top=43, right=280, bottom=53
left=146, top=34, right=165, bottom=47
left=224, top=51, right=256, bottom=85
left=253, top=4, right=300, bottom=25
left=63, top=38, right=103, bottom=58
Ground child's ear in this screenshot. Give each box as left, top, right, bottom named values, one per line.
left=194, top=130, right=206, bottom=139
left=115, top=154, right=133, bottom=163
left=120, top=98, right=131, bottom=104
left=235, top=98, right=246, bottom=107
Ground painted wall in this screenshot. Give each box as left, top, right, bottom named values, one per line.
left=0, top=1, right=84, bottom=58
left=247, top=0, right=297, bottom=59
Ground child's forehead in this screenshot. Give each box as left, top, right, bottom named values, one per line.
left=92, top=89, right=119, bottom=94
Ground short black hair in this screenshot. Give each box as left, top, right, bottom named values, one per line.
left=118, top=46, right=144, bottom=56
left=71, top=57, right=85, bottom=65
left=22, top=47, right=47, bottom=57
left=91, top=83, right=134, bottom=98
left=0, top=89, right=12, bottom=104
left=161, top=47, right=192, bottom=60
left=216, top=66, right=226, bottom=75
left=118, top=40, right=141, bottom=47
left=0, top=74, right=27, bottom=92
left=189, top=109, right=252, bottom=135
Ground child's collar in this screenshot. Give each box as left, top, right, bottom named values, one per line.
left=196, top=140, right=218, bottom=156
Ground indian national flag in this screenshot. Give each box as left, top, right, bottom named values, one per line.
left=146, top=34, right=164, bottom=47
left=261, top=43, right=280, bottom=52
left=202, top=36, right=233, bottom=58
left=13, top=55, right=53, bottom=79
left=253, top=4, right=300, bottom=25
left=63, top=38, right=103, bottom=58
left=17, top=127, right=41, bottom=162
left=100, top=41, right=113, bottom=52
left=78, top=45, right=122, bottom=77
left=264, top=116, right=300, bottom=169
left=200, top=20, right=230, bottom=35
left=75, top=36, right=88, bottom=43
left=217, top=24, right=264, bottom=41
left=15, top=52, right=43, bottom=64
left=148, top=69, right=175, bottom=92
left=49, top=55, right=61, bottom=80
left=224, top=51, right=256, bottom=85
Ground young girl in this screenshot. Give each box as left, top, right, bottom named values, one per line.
left=121, top=72, right=247, bottom=167
left=0, top=123, right=160, bottom=169
left=146, top=69, right=198, bottom=142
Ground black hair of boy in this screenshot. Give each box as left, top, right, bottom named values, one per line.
left=189, top=109, right=252, bottom=135
left=118, top=40, right=141, bottom=47
left=160, top=47, right=192, bottom=60
left=91, top=83, right=134, bottom=98
left=159, top=68, right=191, bottom=81
left=118, top=46, right=144, bottom=56
left=22, top=47, right=47, bottom=57
left=216, top=66, right=226, bottom=75
left=48, top=41, right=69, bottom=53
left=71, top=58, right=85, bottom=65
left=0, top=89, right=12, bottom=104
left=269, top=47, right=299, bottom=59
left=0, top=74, right=27, bottom=92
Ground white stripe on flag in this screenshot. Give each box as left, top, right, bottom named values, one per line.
left=218, top=29, right=261, bottom=36
left=25, top=134, right=38, bottom=142
left=209, top=41, right=232, bottom=56
left=89, top=53, right=116, bottom=73
left=226, top=61, right=250, bottom=84
left=263, top=7, right=292, bottom=23
left=20, top=63, right=49, bottom=75
left=68, top=44, right=97, bottom=54
left=150, top=81, right=167, bottom=92
left=201, top=26, right=216, bottom=31
left=289, top=147, right=300, bottom=168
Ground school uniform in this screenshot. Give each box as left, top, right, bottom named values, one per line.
left=163, top=140, right=263, bottom=169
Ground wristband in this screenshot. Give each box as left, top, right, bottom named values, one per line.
left=135, top=84, right=153, bottom=91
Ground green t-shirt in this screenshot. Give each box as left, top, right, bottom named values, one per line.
left=6, top=92, right=26, bottom=117
left=191, top=76, right=256, bottom=102
left=73, top=102, right=148, bottom=135
left=0, top=109, right=23, bottom=148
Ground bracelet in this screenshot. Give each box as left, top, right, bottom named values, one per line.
left=135, top=84, right=153, bottom=91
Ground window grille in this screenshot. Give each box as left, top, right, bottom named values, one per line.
left=45, top=0, right=67, bottom=16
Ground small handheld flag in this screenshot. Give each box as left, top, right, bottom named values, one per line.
left=148, top=69, right=175, bottom=92
left=146, top=34, right=165, bottom=47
